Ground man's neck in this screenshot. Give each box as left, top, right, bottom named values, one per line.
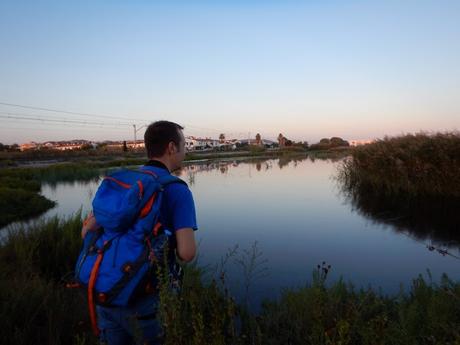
left=146, top=157, right=172, bottom=172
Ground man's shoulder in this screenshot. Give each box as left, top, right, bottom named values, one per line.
left=164, top=177, right=190, bottom=194
left=141, top=165, right=191, bottom=196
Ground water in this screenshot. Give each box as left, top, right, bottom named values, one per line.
left=5, top=156, right=460, bottom=307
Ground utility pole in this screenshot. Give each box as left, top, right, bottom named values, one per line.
left=133, top=124, right=137, bottom=144
left=132, top=124, right=146, bottom=148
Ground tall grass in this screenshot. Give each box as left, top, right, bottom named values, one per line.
left=1, top=214, right=459, bottom=344
left=0, top=213, right=93, bottom=345
left=259, top=272, right=460, bottom=345
left=339, top=132, right=460, bottom=198
left=0, top=188, right=56, bottom=227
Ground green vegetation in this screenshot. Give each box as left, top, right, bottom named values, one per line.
left=309, top=137, right=350, bottom=151
left=0, top=213, right=91, bottom=345
left=0, top=145, right=146, bottom=163
left=1, top=214, right=459, bottom=344
left=259, top=272, right=460, bottom=345
left=0, top=167, right=57, bottom=227
left=339, top=132, right=460, bottom=198
left=0, top=188, right=55, bottom=227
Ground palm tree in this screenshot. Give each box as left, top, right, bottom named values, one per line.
left=278, top=133, right=285, bottom=147
left=219, top=133, right=225, bottom=144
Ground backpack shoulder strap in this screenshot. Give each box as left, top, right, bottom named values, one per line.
left=138, top=166, right=187, bottom=188
left=157, top=174, right=187, bottom=188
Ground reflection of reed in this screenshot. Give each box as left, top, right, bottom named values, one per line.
left=337, top=177, right=460, bottom=247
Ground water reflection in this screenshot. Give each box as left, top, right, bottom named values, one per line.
left=337, top=173, right=460, bottom=248
left=176, top=154, right=339, bottom=185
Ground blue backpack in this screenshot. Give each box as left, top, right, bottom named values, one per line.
left=73, top=167, right=185, bottom=335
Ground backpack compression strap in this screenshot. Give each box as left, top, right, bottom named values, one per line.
left=88, top=239, right=115, bottom=337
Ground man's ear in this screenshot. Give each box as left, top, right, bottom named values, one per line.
left=168, top=141, right=177, bottom=154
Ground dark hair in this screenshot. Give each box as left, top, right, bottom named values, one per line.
left=144, top=121, right=184, bottom=158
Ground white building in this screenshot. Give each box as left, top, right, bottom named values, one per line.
left=349, top=139, right=375, bottom=147
left=127, top=140, right=145, bottom=148
left=185, top=136, right=221, bottom=151
left=20, top=142, right=38, bottom=151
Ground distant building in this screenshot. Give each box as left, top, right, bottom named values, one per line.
left=349, top=139, right=375, bottom=147
left=54, top=140, right=90, bottom=151
left=239, top=139, right=276, bottom=148
left=126, top=140, right=145, bottom=148
left=20, top=142, right=38, bottom=151
left=185, top=136, right=220, bottom=151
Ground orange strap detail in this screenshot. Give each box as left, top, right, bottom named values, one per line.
left=137, top=180, right=144, bottom=198
left=104, top=176, right=131, bottom=189
left=88, top=252, right=104, bottom=337
left=141, top=170, right=158, bottom=178
left=139, top=193, right=157, bottom=218
left=153, top=222, right=162, bottom=236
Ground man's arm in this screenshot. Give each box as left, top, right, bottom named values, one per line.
left=175, top=228, right=196, bottom=262
left=81, top=211, right=100, bottom=238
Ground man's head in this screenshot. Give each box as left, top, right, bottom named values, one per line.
left=144, top=120, right=186, bottom=171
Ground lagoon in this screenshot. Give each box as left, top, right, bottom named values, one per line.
left=9, top=156, right=460, bottom=307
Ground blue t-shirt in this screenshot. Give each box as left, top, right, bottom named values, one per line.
left=142, top=161, right=198, bottom=236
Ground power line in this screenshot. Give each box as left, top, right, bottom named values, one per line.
left=0, top=102, right=237, bottom=136
left=0, top=101, right=276, bottom=140
left=0, top=110, right=133, bottom=126
left=0, top=123, right=130, bottom=132
left=0, top=113, right=136, bottom=128
left=0, top=126, right=128, bottom=133
left=0, top=101, right=150, bottom=122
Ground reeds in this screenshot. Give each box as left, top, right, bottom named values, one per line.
left=0, top=213, right=93, bottom=345
left=258, top=272, right=460, bottom=344
left=338, top=132, right=460, bottom=198
left=336, top=132, right=460, bottom=240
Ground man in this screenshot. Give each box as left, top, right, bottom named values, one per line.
left=81, top=120, right=197, bottom=345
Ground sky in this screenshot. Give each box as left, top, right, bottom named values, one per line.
left=0, top=0, right=459, bottom=144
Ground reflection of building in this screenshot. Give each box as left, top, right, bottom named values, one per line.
left=177, top=157, right=310, bottom=184
left=179, top=156, right=311, bottom=181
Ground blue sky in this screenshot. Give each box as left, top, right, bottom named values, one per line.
left=0, top=0, right=459, bottom=144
